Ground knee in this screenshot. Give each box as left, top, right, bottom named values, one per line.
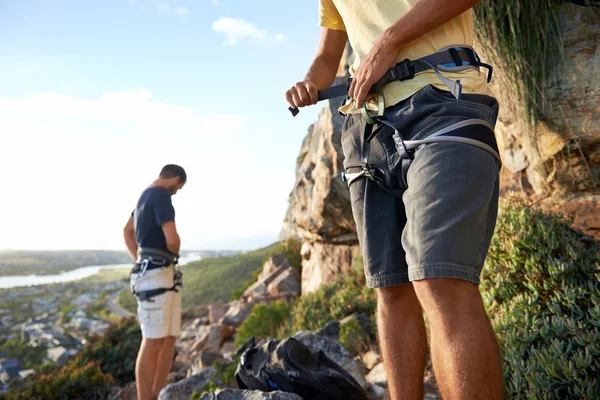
left=376, top=284, right=419, bottom=309
left=141, top=337, right=165, bottom=355
left=413, top=278, right=482, bottom=317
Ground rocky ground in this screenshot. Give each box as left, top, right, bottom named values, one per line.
left=109, top=254, right=440, bottom=400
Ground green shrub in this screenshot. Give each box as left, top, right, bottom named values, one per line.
left=339, top=317, right=370, bottom=356
left=199, top=381, right=220, bottom=396
left=72, top=317, right=141, bottom=385
left=235, top=300, right=291, bottom=348
left=280, top=258, right=376, bottom=341
left=281, top=237, right=303, bottom=276
left=482, top=200, right=600, bottom=399
left=2, top=361, right=113, bottom=400
left=213, top=355, right=240, bottom=388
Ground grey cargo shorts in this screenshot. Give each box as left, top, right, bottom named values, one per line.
left=341, top=84, right=501, bottom=288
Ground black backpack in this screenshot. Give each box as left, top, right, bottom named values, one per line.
left=234, top=336, right=368, bottom=400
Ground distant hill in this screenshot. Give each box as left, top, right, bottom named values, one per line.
left=0, top=250, right=131, bottom=276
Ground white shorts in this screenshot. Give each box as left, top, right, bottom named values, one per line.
left=130, top=266, right=182, bottom=339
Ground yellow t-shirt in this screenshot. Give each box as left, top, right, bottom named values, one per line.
left=319, top=0, right=492, bottom=114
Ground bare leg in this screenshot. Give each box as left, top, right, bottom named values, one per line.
left=152, top=336, right=177, bottom=398
left=136, top=337, right=164, bottom=400
left=413, top=278, right=504, bottom=400
left=376, top=284, right=428, bottom=400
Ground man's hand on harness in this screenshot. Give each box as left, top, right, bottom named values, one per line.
left=285, top=80, right=319, bottom=110
left=348, top=31, right=400, bottom=108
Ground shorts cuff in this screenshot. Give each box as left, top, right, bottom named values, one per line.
left=366, top=272, right=410, bottom=288
left=408, top=263, right=481, bottom=285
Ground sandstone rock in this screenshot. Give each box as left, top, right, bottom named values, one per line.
left=293, top=331, right=368, bottom=390
left=362, top=350, right=382, bottom=371
left=221, top=301, right=255, bottom=327
left=192, top=316, right=210, bottom=328
left=267, top=268, right=301, bottom=295
left=158, top=367, right=215, bottom=400
left=220, top=340, right=236, bottom=359
left=198, top=389, right=303, bottom=400
left=191, top=325, right=230, bottom=354
left=188, top=351, right=227, bottom=377
left=476, top=3, right=600, bottom=238
left=301, top=242, right=362, bottom=293
left=209, top=303, right=230, bottom=325
left=258, top=254, right=291, bottom=282
left=366, top=363, right=387, bottom=386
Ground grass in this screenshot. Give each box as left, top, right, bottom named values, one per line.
left=473, top=0, right=566, bottom=125
left=118, top=242, right=281, bottom=311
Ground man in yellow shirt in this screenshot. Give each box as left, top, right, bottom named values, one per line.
left=286, top=1, right=504, bottom=399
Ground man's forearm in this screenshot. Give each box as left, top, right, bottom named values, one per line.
left=304, top=56, right=340, bottom=90
left=166, top=236, right=180, bottom=256
left=124, top=234, right=138, bottom=261
left=384, top=0, right=480, bottom=50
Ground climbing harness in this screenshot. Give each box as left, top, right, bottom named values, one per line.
left=130, top=247, right=183, bottom=302
left=288, top=45, right=500, bottom=193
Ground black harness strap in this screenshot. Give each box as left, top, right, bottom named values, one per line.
left=288, top=46, right=493, bottom=116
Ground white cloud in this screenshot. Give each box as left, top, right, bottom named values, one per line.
left=211, top=0, right=219, bottom=5
left=175, top=7, right=189, bottom=15
left=212, top=17, right=286, bottom=46
left=157, top=2, right=169, bottom=11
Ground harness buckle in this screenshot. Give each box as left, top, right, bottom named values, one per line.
left=139, top=259, right=149, bottom=277
left=394, top=59, right=415, bottom=81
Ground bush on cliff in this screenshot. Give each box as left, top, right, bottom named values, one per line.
left=482, top=199, right=600, bottom=399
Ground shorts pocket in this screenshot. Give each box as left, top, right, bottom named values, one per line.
left=138, top=292, right=168, bottom=327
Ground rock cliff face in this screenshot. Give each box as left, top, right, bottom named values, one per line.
left=475, top=3, right=600, bottom=238
left=281, top=44, right=363, bottom=293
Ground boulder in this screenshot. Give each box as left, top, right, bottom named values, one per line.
left=220, top=340, right=236, bottom=359
left=316, top=320, right=340, bottom=342
left=293, top=331, right=368, bottom=390
left=221, top=301, right=255, bottom=327
left=198, top=389, right=303, bottom=400
left=362, top=350, right=382, bottom=371
left=158, top=367, right=216, bottom=400
left=267, top=268, right=301, bottom=295
left=188, top=351, right=227, bottom=377
left=209, top=303, right=230, bottom=325
left=366, top=363, right=387, bottom=386
left=191, top=325, right=231, bottom=354
left=258, top=254, right=291, bottom=282
left=300, top=242, right=362, bottom=294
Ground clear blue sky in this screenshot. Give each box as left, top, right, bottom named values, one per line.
left=0, top=0, right=328, bottom=250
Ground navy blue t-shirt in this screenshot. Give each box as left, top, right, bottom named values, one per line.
left=132, top=186, right=175, bottom=254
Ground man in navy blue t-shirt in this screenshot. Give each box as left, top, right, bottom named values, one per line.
left=123, top=164, right=186, bottom=400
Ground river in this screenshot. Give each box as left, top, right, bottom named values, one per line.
left=0, top=253, right=202, bottom=289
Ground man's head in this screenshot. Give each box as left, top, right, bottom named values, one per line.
left=158, top=164, right=187, bottom=195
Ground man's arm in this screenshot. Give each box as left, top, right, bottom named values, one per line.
left=285, top=27, right=348, bottom=109
left=123, top=215, right=138, bottom=260
left=161, top=221, right=180, bottom=256
left=349, top=0, right=481, bottom=106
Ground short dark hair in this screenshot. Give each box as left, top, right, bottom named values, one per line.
left=159, top=164, right=187, bottom=183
